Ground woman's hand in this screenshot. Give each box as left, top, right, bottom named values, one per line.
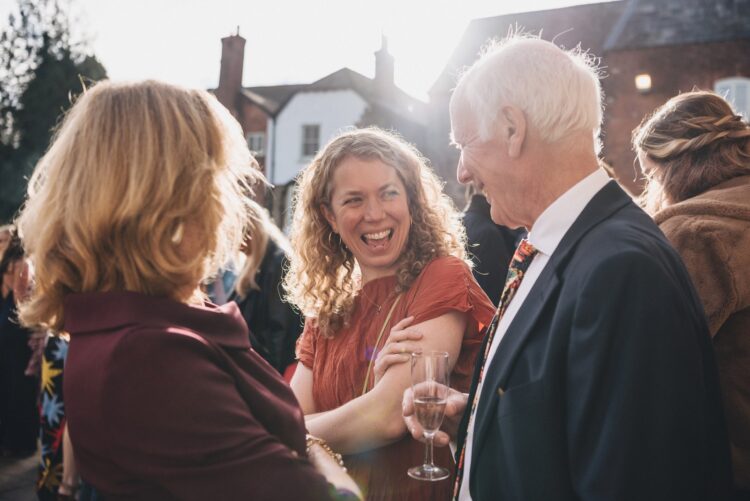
left=306, top=311, right=466, bottom=454
left=307, top=442, right=362, bottom=499
left=373, top=316, right=423, bottom=384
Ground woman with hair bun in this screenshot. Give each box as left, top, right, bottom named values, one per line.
left=633, top=90, right=750, bottom=498
left=285, top=127, right=494, bottom=500
left=16, top=80, right=360, bottom=500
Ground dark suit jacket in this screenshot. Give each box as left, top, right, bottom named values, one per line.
left=458, top=182, right=733, bottom=501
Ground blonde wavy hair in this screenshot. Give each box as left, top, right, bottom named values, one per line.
left=17, top=80, right=262, bottom=331
left=284, top=127, right=468, bottom=337
left=633, top=90, right=750, bottom=213
left=234, top=199, right=291, bottom=297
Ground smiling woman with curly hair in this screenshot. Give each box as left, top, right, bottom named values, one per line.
left=285, top=127, right=494, bottom=500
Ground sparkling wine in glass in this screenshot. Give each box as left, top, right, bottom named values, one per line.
left=408, top=351, right=451, bottom=481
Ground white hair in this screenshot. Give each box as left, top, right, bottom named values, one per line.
left=452, top=34, right=603, bottom=149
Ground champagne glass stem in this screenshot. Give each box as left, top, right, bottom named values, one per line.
left=424, top=433, right=435, bottom=469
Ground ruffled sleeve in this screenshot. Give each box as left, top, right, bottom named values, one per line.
left=405, top=256, right=496, bottom=391
left=295, top=319, right=318, bottom=370
left=406, top=256, right=494, bottom=328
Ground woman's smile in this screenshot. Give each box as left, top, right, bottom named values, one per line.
left=323, top=157, right=411, bottom=283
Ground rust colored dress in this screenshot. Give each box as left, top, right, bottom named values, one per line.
left=297, top=256, right=495, bottom=501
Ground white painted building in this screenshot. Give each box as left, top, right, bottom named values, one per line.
left=268, top=88, right=368, bottom=186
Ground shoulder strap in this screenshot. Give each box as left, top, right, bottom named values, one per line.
left=361, top=294, right=403, bottom=396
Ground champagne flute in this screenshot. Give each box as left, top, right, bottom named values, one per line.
left=408, top=351, right=451, bottom=481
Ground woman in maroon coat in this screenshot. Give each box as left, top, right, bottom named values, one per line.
left=16, top=80, right=360, bottom=501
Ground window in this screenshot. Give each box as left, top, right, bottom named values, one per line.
left=715, top=77, right=750, bottom=118
left=301, top=124, right=320, bottom=157
left=246, top=132, right=265, bottom=155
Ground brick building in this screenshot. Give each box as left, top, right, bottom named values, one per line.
left=429, top=0, right=750, bottom=197
left=603, top=0, right=750, bottom=192
left=214, top=34, right=304, bottom=179
left=213, top=34, right=427, bottom=227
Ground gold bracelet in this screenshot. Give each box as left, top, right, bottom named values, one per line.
left=306, top=434, right=347, bottom=472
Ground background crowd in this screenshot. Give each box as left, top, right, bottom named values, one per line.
left=0, top=32, right=747, bottom=501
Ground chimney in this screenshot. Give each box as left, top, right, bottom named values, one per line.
left=216, top=29, right=245, bottom=116
left=374, top=35, right=394, bottom=99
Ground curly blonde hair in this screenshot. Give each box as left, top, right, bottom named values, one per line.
left=284, top=127, right=468, bottom=337
left=633, top=90, right=750, bottom=213
left=17, top=80, right=262, bottom=330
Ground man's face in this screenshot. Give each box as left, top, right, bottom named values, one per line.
left=451, top=104, right=526, bottom=229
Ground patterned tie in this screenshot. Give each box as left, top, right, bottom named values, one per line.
left=452, top=238, right=539, bottom=500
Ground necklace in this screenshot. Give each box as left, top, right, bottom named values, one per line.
left=358, top=289, right=395, bottom=314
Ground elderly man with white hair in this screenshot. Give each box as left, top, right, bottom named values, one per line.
left=400, top=35, right=733, bottom=501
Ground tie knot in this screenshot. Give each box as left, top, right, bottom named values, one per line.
left=511, top=239, right=538, bottom=273
left=511, top=238, right=539, bottom=268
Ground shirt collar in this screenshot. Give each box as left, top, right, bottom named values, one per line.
left=528, top=168, right=612, bottom=256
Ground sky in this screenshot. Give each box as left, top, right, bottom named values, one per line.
left=0, top=0, right=608, bottom=101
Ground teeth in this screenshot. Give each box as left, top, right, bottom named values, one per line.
left=364, top=230, right=390, bottom=240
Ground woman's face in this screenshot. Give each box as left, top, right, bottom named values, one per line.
left=2, top=260, right=17, bottom=290
left=2, top=259, right=29, bottom=300
left=322, top=157, right=411, bottom=283
left=637, top=150, right=659, bottom=180
left=638, top=150, right=670, bottom=211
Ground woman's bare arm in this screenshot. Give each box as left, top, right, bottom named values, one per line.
left=302, top=311, right=466, bottom=454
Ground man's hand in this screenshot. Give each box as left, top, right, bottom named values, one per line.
left=373, top=316, right=423, bottom=384
left=402, top=386, right=468, bottom=447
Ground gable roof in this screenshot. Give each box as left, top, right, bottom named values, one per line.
left=241, top=84, right=306, bottom=115
left=430, top=1, right=626, bottom=97
left=604, top=0, right=750, bottom=51
left=305, top=67, right=428, bottom=125
left=239, top=68, right=427, bottom=125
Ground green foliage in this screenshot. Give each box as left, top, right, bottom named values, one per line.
left=0, top=0, right=106, bottom=223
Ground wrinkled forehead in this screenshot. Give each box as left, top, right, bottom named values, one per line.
left=449, top=99, right=479, bottom=145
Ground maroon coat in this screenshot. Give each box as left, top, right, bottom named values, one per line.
left=64, top=291, right=333, bottom=500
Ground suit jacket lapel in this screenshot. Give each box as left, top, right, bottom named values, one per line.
left=455, top=321, right=494, bottom=461
left=468, top=181, right=633, bottom=469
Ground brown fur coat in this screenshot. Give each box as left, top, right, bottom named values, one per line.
left=655, top=175, right=750, bottom=490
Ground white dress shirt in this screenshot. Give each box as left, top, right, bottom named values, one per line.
left=458, top=168, right=611, bottom=500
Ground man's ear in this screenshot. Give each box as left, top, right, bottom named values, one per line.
left=321, top=203, right=339, bottom=234
left=499, top=106, right=526, bottom=158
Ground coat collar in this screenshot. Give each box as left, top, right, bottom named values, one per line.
left=653, top=175, right=750, bottom=225
left=469, top=180, right=633, bottom=468
left=63, top=290, right=251, bottom=349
